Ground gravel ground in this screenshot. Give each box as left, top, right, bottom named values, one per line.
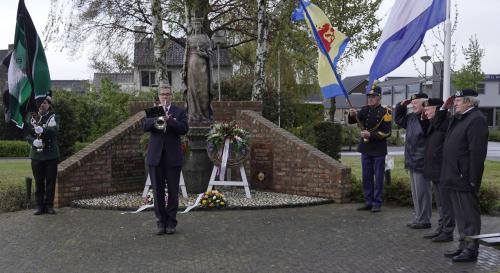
left=71, top=187, right=333, bottom=211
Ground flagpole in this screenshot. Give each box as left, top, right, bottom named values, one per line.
left=442, top=0, right=452, bottom=99
left=298, top=0, right=353, bottom=107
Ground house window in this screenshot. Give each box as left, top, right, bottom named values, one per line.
left=141, top=71, right=156, bottom=87
left=477, top=83, right=485, bottom=94
left=141, top=71, right=172, bottom=87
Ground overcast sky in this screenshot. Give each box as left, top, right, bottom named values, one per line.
left=1, top=0, right=500, bottom=80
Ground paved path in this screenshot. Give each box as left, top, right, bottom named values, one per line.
left=342, top=142, right=500, bottom=161
left=1, top=204, right=499, bottom=273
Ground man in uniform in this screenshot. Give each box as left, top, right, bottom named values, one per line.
left=348, top=85, right=392, bottom=212
left=26, top=93, right=60, bottom=215
left=440, top=89, right=488, bottom=262
left=422, top=98, right=455, bottom=242
left=144, top=83, right=189, bottom=235
left=395, top=93, right=432, bottom=229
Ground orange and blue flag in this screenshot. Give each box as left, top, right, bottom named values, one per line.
left=292, top=0, right=349, bottom=99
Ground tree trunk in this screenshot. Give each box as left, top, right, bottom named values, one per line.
left=151, top=0, right=169, bottom=85
left=329, top=97, right=336, bottom=122
left=252, top=0, right=269, bottom=101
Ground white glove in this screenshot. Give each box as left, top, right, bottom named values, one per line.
left=34, top=126, right=44, bottom=134
left=33, top=139, right=43, bottom=148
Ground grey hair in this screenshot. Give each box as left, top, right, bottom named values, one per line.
left=462, top=96, right=480, bottom=107
left=158, top=82, right=171, bottom=93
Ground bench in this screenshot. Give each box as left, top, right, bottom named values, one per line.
left=465, top=233, right=500, bottom=250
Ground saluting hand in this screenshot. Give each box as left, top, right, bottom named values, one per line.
left=443, top=96, right=454, bottom=110
left=401, top=99, right=411, bottom=107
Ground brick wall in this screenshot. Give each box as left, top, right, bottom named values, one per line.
left=237, top=110, right=351, bottom=203
left=55, top=112, right=146, bottom=207
left=55, top=101, right=262, bottom=207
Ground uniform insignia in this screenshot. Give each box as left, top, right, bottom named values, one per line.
left=384, top=112, right=392, bottom=122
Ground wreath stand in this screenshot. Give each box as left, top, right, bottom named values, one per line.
left=142, top=172, right=188, bottom=200
left=207, top=138, right=251, bottom=198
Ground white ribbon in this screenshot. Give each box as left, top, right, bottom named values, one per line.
left=120, top=204, right=154, bottom=214
left=181, top=193, right=204, bottom=214
left=219, top=138, right=231, bottom=181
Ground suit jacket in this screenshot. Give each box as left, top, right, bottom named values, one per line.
left=423, top=110, right=449, bottom=181
left=144, top=105, right=189, bottom=167
left=440, top=108, right=488, bottom=192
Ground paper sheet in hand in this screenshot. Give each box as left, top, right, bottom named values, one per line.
left=144, top=106, right=166, bottom=118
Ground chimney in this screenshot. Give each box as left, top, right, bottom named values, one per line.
left=134, top=26, right=147, bottom=44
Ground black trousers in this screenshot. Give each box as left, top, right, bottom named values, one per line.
left=31, top=159, right=58, bottom=208
left=450, top=190, right=481, bottom=251
left=432, top=181, right=455, bottom=234
left=149, top=159, right=181, bottom=228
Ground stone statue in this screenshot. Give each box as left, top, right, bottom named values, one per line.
left=182, top=18, right=213, bottom=124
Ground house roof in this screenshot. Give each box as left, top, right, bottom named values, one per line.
left=93, top=73, right=134, bottom=91
left=378, top=77, right=423, bottom=87
left=342, top=74, right=368, bottom=93
left=134, top=38, right=231, bottom=67
left=51, top=80, right=90, bottom=93
left=323, top=94, right=367, bottom=109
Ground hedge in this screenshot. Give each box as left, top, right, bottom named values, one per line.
left=313, top=121, right=342, bottom=160
left=0, top=141, right=30, bottom=157
left=489, top=130, right=500, bottom=142
left=349, top=175, right=500, bottom=215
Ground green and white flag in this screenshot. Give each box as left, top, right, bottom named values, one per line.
left=7, top=0, right=51, bottom=128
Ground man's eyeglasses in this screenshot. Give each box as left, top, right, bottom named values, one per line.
left=159, top=93, right=172, bottom=97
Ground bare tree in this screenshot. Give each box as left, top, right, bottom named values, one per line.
left=251, top=0, right=269, bottom=101
left=151, top=0, right=169, bottom=84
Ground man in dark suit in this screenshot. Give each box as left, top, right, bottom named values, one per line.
left=440, top=89, right=488, bottom=262
left=144, top=83, right=189, bottom=235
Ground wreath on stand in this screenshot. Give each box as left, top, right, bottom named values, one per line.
left=206, top=121, right=250, bottom=167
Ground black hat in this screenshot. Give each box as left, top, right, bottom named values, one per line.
left=453, top=89, right=478, bottom=98
left=409, top=93, right=428, bottom=100
left=44, top=90, right=53, bottom=105
left=367, top=86, right=381, bottom=96
left=423, top=98, right=443, bottom=107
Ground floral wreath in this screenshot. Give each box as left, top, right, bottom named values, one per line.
left=206, top=121, right=250, bottom=167
left=200, top=190, right=227, bottom=208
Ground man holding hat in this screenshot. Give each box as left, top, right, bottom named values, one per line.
left=422, top=98, right=455, bottom=242
left=440, top=89, right=488, bottom=262
left=25, top=92, right=60, bottom=215
left=395, top=93, right=432, bottom=229
left=348, top=85, right=392, bottom=212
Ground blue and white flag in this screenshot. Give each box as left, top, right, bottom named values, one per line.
left=367, top=0, right=446, bottom=92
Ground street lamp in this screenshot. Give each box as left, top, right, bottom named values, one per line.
left=211, top=30, right=227, bottom=101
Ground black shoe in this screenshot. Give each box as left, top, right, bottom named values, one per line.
left=357, top=205, right=372, bottom=211
left=166, top=227, right=176, bottom=235
left=409, top=223, right=431, bottom=229
left=423, top=230, right=441, bottom=239
left=431, top=233, right=453, bottom=242
left=452, top=249, right=478, bottom=263
left=33, top=208, right=44, bottom=215
left=46, top=208, right=57, bottom=215
left=156, top=222, right=166, bottom=235
left=371, top=206, right=381, bottom=213
left=406, top=221, right=417, bottom=227
left=444, top=248, right=463, bottom=258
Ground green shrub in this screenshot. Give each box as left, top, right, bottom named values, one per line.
left=383, top=177, right=413, bottom=206
left=387, top=129, right=405, bottom=146
left=489, top=130, right=500, bottom=142
left=0, top=141, right=30, bottom=157
left=349, top=174, right=364, bottom=202
left=288, top=126, right=316, bottom=147
left=313, top=121, right=342, bottom=160
left=341, top=125, right=360, bottom=147
left=0, top=184, right=29, bottom=212
left=73, top=142, right=89, bottom=153
left=479, top=185, right=500, bottom=214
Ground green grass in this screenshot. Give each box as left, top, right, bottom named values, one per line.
left=339, top=155, right=500, bottom=188
left=0, top=159, right=32, bottom=191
